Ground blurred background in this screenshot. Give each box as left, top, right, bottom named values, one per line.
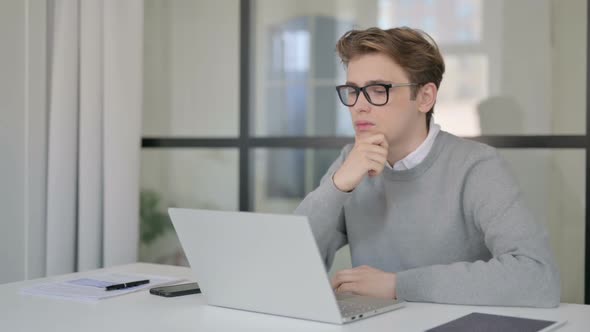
left=141, top=0, right=587, bottom=304
left=1, top=0, right=588, bottom=305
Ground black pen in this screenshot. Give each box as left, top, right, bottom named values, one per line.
left=105, top=279, right=150, bottom=291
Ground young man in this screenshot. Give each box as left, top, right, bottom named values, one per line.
left=294, top=27, right=560, bottom=307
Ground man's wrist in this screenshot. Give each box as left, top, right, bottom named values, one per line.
left=332, top=171, right=353, bottom=193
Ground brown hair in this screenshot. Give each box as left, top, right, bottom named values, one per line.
left=336, top=27, right=445, bottom=126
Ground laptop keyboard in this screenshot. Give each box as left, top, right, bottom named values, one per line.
left=337, top=300, right=382, bottom=317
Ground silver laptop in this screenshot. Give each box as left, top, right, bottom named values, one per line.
left=168, top=208, right=404, bottom=324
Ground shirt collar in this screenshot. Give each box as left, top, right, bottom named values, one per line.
left=386, top=117, right=441, bottom=171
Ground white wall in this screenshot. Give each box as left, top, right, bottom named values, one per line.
left=552, top=0, right=587, bottom=134
left=0, top=0, right=47, bottom=283
left=548, top=0, right=587, bottom=304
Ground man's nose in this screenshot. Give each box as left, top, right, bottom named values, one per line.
left=353, top=91, right=372, bottom=113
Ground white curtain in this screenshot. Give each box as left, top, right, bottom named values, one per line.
left=46, top=0, right=143, bottom=275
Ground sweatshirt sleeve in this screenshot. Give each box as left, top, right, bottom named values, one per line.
left=294, top=145, right=354, bottom=270
left=395, top=150, right=561, bottom=308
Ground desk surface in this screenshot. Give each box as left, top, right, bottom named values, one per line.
left=1, top=263, right=588, bottom=331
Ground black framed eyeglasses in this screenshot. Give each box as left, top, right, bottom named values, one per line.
left=335, top=83, right=419, bottom=107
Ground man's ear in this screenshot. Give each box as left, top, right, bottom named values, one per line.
left=417, top=83, right=437, bottom=114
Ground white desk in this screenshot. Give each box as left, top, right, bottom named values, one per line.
left=1, top=263, right=588, bottom=331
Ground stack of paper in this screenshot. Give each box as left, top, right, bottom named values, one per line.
left=20, top=273, right=184, bottom=302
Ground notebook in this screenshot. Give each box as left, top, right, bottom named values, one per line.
left=426, top=312, right=566, bottom=332
left=20, top=272, right=182, bottom=302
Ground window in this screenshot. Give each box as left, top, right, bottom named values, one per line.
left=141, top=0, right=589, bottom=304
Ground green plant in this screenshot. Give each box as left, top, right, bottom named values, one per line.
left=140, top=189, right=173, bottom=245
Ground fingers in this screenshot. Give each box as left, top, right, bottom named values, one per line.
left=364, top=152, right=386, bottom=165
left=331, top=266, right=372, bottom=289
left=356, top=136, right=388, bottom=161
left=357, top=144, right=388, bottom=156
left=350, top=139, right=388, bottom=178
left=366, top=159, right=386, bottom=177
left=336, top=132, right=390, bottom=192
left=336, top=282, right=357, bottom=294
left=356, top=142, right=387, bottom=160
left=331, top=266, right=374, bottom=295
left=358, top=133, right=387, bottom=146
left=331, top=271, right=360, bottom=290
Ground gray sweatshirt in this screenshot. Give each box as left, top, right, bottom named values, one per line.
left=294, top=131, right=560, bottom=307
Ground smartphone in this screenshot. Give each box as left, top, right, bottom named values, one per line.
left=149, top=282, right=201, bottom=297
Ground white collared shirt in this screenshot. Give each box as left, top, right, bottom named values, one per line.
left=386, top=118, right=441, bottom=171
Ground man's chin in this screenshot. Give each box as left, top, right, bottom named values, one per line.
left=355, top=129, right=377, bottom=138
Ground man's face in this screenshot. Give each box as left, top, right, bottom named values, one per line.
left=345, top=53, right=423, bottom=144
